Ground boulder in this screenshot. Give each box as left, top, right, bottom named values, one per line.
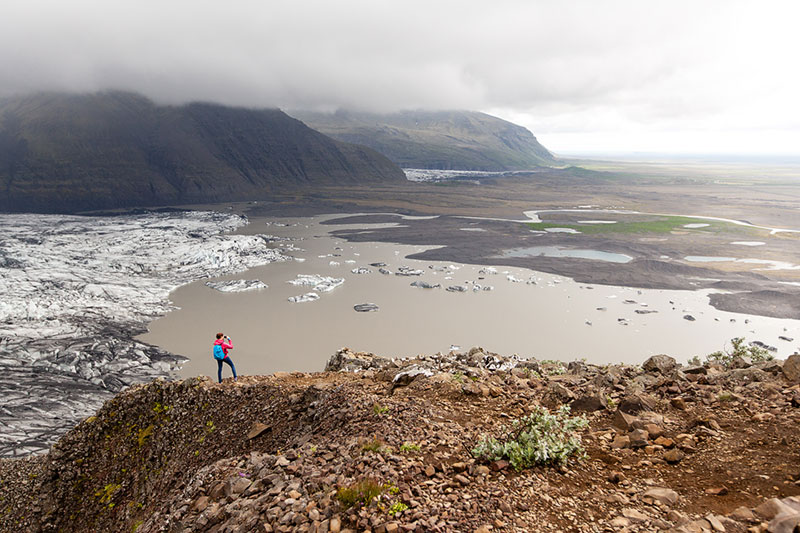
left=643, top=487, right=679, bottom=506
left=628, top=429, right=649, bottom=448
left=618, top=393, right=658, bottom=414
left=541, top=382, right=574, bottom=407
left=642, top=354, right=678, bottom=375
left=612, top=410, right=637, bottom=431
left=783, top=354, right=800, bottom=383
left=570, top=393, right=608, bottom=412
left=663, top=448, right=685, bottom=464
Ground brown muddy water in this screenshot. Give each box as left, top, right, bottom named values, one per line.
left=139, top=215, right=800, bottom=380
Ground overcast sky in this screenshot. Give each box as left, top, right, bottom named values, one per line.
left=2, top=0, right=799, bottom=156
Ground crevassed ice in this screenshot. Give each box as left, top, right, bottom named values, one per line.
left=0, top=211, right=288, bottom=340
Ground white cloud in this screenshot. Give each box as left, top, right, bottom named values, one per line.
left=1, top=0, right=799, bottom=154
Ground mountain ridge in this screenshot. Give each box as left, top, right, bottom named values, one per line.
left=290, top=109, right=556, bottom=171
left=0, top=92, right=406, bottom=213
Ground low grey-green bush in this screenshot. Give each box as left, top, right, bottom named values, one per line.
left=706, top=337, right=774, bottom=368
left=472, top=405, right=587, bottom=470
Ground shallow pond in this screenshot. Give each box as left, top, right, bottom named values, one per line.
left=500, top=246, right=633, bottom=263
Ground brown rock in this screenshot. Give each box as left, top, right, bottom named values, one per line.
left=618, top=393, right=657, bottom=414
left=454, top=474, right=470, bottom=485
left=612, top=410, right=637, bottom=431
left=570, top=393, right=608, bottom=412
left=642, top=354, right=678, bottom=374
left=473, top=526, right=492, bottom=533
left=424, top=465, right=436, bottom=477
left=609, top=516, right=630, bottom=527
left=755, top=498, right=795, bottom=520
left=644, top=423, right=664, bottom=440
left=610, top=435, right=630, bottom=449
left=247, top=422, right=271, bottom=440
left=192, top=495, right=210, bottom=512
left=663, top=448, right=685, bottom=464
left=783, top=354, right=800, bottom=383
left=622, top=508, right=650, bottom=522
left=671, top=397, right=687, bottom=410
left=730, top=506, right=756, bottom=522
left=654, top=436, right=675, bottom=448
left=628, top=428, right=649, bottom=448
left=490, top=460, right=510, bottom=471
left=769, top=514, right=800, bottom=533
left=705, top=486, right=728, bottom=496
left=643, top=487, right=679, bottom=506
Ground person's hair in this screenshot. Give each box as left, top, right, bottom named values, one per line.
left=216, top=332, right=224, bottom=339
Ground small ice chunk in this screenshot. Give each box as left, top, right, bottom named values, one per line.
left=288, top=292, right=320, bottom=303
left=446, top=285, right=468, bottom=292
left=395, top=266, right=424, bottom=276
left=288, top=274, right=344, bottom=292
left=205, top=279, right=267, bottom=292
left=411, top=281, right=440, bottom=289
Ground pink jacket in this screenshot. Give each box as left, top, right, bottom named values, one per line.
left=214, top=338, right=233, bottom=357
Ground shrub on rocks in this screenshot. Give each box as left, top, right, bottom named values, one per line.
left=335, top=479, right=394, bottom=510
left=471, top=405, right=588, bottom=470
left=705, top=337, right=774, bottom=368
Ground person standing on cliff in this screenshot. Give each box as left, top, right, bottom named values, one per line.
left=213, top=333, right=237, bottom=383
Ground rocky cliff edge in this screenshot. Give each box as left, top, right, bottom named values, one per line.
left=1, top=347, right=800, bottom=533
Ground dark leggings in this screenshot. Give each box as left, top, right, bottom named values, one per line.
left=217, top=357, right=237, bottom=383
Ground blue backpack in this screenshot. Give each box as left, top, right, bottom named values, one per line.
left=213, top=344, right=226, bottom=360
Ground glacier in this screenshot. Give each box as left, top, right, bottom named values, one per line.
left=0, top=210, right=290, bottom=457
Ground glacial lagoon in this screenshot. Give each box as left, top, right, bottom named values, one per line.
left=139, top=214, right=800, bottom=379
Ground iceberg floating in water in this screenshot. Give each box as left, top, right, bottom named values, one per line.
left=395, top=266, right=424, bottom=276
left=288, top=292, right=320, bottom=303
left=287, top=274, right=344, bottom=292
left=205, top=279, right=268, bottom=292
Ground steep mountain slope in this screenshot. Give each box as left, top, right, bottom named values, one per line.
left=0, top=92, right=405, bottom=213
left=291, top=109, right=556, bottom=171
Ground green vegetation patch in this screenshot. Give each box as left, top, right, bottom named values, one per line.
left=472, top=405, right=588, bottom=470
left=526, top=215, right=742, bottom=235
left=335, top=479, right=392, bottom=510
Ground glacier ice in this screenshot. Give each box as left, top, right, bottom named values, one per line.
left=0, top=210, right=290, bottom=457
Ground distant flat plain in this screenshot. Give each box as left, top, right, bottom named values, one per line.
left=227, top=159, right=800, bottom=319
